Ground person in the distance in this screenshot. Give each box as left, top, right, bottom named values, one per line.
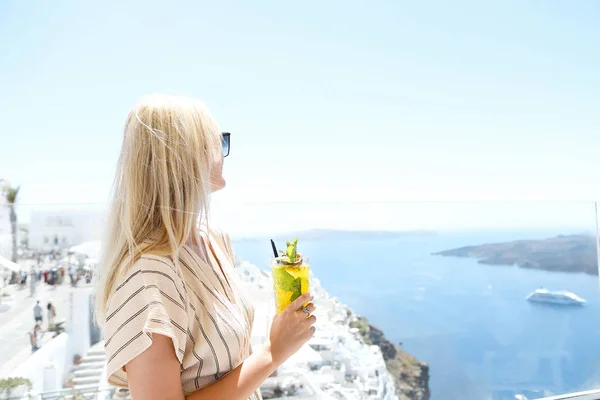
left=33, top=300, right=43, bottom=325
left=94, top=94, right=317, bottom=400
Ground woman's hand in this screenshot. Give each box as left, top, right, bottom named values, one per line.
left=184, top=295, right=316, bottom=400
left=266, top=293, right=317, bottom=367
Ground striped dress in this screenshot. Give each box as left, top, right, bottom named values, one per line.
left=104, top=230, right=262, bottom=399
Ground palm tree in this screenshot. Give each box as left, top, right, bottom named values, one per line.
left=3, top=185, right=20, bottom=263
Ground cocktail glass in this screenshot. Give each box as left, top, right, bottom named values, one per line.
left=271, top=256, right=310, bottom=314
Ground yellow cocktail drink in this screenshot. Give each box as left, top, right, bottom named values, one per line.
left=271, top=258, right=310, bottom=314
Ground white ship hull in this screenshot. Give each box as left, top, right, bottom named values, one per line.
left=526, top=289, right=586, bottom=306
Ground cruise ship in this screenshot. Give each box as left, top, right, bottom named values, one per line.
left=526, top=288, right=587, bottom=306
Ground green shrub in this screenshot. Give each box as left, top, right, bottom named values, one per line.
left=0, top=377, right=33, bottom=398
left=350, top=318, right=373, bottom=344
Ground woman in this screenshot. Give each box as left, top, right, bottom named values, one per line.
left=30, top=323, right=42, bottom=352
left=47, top=300, right=57, bottom=330
left=94, top=95, right=317, bottom=400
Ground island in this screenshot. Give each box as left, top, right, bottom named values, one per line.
left=433, top=234, right=598, bottom=275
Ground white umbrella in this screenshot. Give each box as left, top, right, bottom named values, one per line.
left=69, top=240, right=102, bottom=259
left=0, top=254, right=20, bottom=272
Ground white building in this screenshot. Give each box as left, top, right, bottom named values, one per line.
left=29, top=209, right=106, bottom=251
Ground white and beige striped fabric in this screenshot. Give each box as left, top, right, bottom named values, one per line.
left=104, top=230, right=262, bottom=399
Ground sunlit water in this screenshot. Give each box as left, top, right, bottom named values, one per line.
left=233, top=229, right=600, bottom=400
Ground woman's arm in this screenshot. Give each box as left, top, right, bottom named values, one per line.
left=127, top=334, right=278, bottom=400
left=185, top=343, right=277, bottom=400
left=125, top=334, right=186, bottom=400
left=126, top=293, right=316, bottom=400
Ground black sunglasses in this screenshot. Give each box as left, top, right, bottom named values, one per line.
left=221, top=132, right=231, bottom=157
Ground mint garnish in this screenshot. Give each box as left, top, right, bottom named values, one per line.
left=272, top=268, right=302, bottom=302
left=285, top=238, right=298, bottom=264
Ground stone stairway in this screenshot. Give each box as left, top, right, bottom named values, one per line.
left=71, top=341, right=106, bottom=390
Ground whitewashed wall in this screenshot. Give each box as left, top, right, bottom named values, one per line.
left=10, top=333, right=69, bottom=393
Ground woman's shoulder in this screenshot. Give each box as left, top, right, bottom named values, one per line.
left=109, top=253, right=186, bottom=305
left=206, top=226, right=232, bottom=246
left=121, top=251, right=177, bottom=273
left=136, top=253, right=178, bottom=272
left=205, top=226, right=233, bottom=252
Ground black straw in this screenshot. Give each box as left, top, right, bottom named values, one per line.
left=270, top=239, right=279, bottom=258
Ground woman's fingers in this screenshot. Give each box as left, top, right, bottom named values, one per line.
left=287, top=293, right=313, bottom=313
left=295, top=302, right=316, bottom=318
left=304, top=303, right=316, bottom=313
left=296, top=312, right=317, bottom=327
left=305, top=326, right=316, bottom=339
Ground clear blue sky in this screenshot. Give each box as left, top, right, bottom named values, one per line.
left=1, top=1, right=599, bottom=231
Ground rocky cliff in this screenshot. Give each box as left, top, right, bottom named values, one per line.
left=433, top=234, right=598, bottom=275
left=351, top=316, right=430, bottom=400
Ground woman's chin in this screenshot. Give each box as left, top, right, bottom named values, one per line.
left=211, top=179, right=226, bottom=193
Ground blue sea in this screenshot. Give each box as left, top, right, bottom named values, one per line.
left=232, top=229, right=600, bottom=400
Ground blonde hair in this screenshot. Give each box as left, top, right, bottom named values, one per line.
left=94, top=94, right=222, bottom=325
